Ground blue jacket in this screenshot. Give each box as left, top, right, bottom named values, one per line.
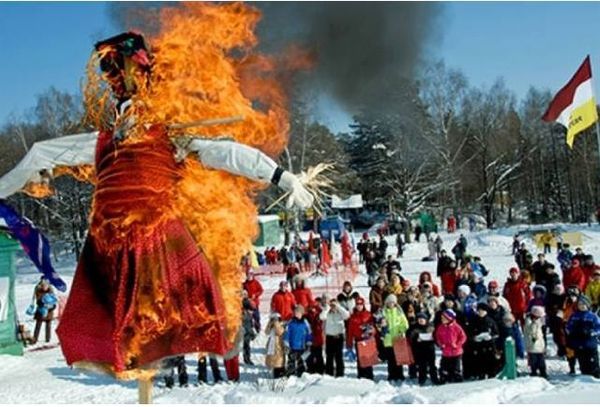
left=566, top=310, right=600, bottom=350
left=557, top=249, right=573, bottom=269
left=508, top=324, right=525, bottom=358
left=284, top=317, right=313, bottom=351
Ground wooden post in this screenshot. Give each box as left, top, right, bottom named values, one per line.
left=138, top=378, right=153, bottom=404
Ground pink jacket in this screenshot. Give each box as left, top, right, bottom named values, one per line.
left=435, top=321, right=467, bottom=357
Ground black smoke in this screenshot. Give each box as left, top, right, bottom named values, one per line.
left=107, top=2, right=444, bottom=115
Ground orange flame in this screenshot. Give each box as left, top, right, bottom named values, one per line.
left=82, top=2, right=311, bottom=345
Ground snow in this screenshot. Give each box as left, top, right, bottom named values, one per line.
left=2, top=223, right=600, bottom=403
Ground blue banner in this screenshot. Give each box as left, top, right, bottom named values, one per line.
left=0, top=200, right=66, bottom=292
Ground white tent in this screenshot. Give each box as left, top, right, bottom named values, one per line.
left=0, top=132, right=98, bottom=199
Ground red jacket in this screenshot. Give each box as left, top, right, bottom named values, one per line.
left=440, top=267, right=458, bottom=295
left=564, top=263, right=587, bottom=291
left=502, top=277, right=531, bottom=315
left=306, top=305, right=325, bottom=347
left=292, top=287, right=315, bottom=311
left=346, top=309, right=375, bottom=348
left=419, top=271, right=440, bottom=297
left=243, top=279, right=264, bottom=305
left=435, top=320, right=467, bottom=357
left=271, top=291, right=296, bottom=321
left=582, top=263, right=600, bottom=288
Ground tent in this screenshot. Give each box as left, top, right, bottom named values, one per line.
left=0, top=228, right=23, bottom=355
left=255, top=215, right=282, bottom=247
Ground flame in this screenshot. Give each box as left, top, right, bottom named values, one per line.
left=82, top=2, right=311, bottom=345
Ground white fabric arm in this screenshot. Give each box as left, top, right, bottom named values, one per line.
left=185, top=138, right=314, bottom=209
left=0, top=132, right=98, bottom=199
left=188, top=138, right=278, bottom=183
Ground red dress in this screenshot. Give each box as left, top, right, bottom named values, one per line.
left=56, top=125, right=230, bottom=378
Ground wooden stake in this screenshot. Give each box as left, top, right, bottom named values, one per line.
left=138, top=378, right=153, bottom=404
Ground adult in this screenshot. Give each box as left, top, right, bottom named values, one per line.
left=271, top=281, right=297, bottom=322
left=346, top=297, right=376, bottom=380
left=320, top=298, right=350, bottom=377
left=502, top=267, right=531, bottom=325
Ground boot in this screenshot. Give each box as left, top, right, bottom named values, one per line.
left=197, top=358, right=208, bottom=384
left=45, top=321, right=52, bottom=343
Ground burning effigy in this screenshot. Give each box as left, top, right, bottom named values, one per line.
left=0, top=2, right=316, bottom=381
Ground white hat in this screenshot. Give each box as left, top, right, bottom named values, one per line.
left=458, top=285, right=471, bottom=295
left=385, top=294, right=398, bottom=305
left=531, top=306, right=545, bottom=318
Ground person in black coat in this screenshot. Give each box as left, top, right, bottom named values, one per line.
left=436, top=250, right=453, bottom=277
left=468, top=303, right=499, bottom=380
left=408, top=313, right=439, bottom=385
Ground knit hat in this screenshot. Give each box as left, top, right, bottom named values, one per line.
left=442, top=309, right=456, bottom=322
left=509, top=267, right=519, bottom=275
left=385, top=294, right=398, bottom=305
left=458, top=285, right=471, bottom=296
left=416, top=312, right=428, bottom=321
left=355, top=297, right=365, bottom=306
left=578, top=294, right=592, bottom=309
left=531, top=305, right=545, bottom=318
left=488, top=280, right=499, bottom=289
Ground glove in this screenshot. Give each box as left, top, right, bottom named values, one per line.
left=277, top=171, right=314, bottom=209
left=345, top=349, right=357, bottom=362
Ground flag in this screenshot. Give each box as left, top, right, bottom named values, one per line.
left=542, top=55, right=598, bottom=148
left=0, top=200, right=66, bottom=292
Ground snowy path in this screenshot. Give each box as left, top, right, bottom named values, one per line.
left=2, top=223, right=600, bottom=403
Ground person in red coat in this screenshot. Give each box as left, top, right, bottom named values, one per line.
left=306, top=297, right=326, bottom=374
left=502, top=267, right=531, bottom=325
left=292, top=276, right=315, bottom=312
left=564, top=259, right=587, bottom=292
left=270, top=281, right=296, bottom=322
left=419, top=271, right=440, bottom=297
left=346, top=297, right=376, bottom=380
left=581, top=255, right=600, bottom=289
left=434, top=309, right=467, bottom=383
left=242, top=270, right=264, bottom=307
left=440, top=259, right=458, bottom=296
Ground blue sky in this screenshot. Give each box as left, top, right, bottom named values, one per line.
left=2, top=2, right=600, bottom=133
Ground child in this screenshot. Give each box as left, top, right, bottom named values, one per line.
left=566, top=295, right=600, bottom=378
left=434, top=309, right=467, bottom=384
left=524, top=306, right=547, bottom=378
left=265, top=312, right=286, bottom=378
left=408, top=312, right=439, bottom=385
left=283, top=305, right=313, bottom=377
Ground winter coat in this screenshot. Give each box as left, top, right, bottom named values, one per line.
left=243, top=279, right=264, bottom=304
left=563, top=263, right=587, bottom=291
left=320, top=304, right=350, bottom=336
left=499, top=322, right=525, bottom=358
left=381, top=306, right=409, bottom=347
left=435, top=320, right=467, bottom=357
left=524, top=316, right=545, bottom=354
left=384, top=283, right=403, bottom=299
left=292, top=287, right=315, bottom=311
left=408, top=322, right=436, bottom=361
left=284, top=317, right=313, bottom=351
left=306, top=304, right=325, bottom=347
left=585, top=280, right=600, bottom=308
left=440, top=267, right=458, bottom=295
left=419, top=271, right=441, bottom=297
left=566, top=310, right=600, bottom=350
left=437, top=255, right=454, bottom=277
left=503, top=278, right=531, bottom=316
left=420, top=294, right=438, bottom=321
left=531, top=261, right=553, bottom=284
left=369, top=286, right=385, bottom=314
left=582, top=263, right=600, bottom=288
left=337, top=291, right=358, bottom=313
left=271, top=291, right=297, bottom=321
left=539, top=272, right=561, bottom=298
left=469, top=315, right=499, bottom=346
left=242, top=308, right=259, bottom=341
left=265, top=320, right=286, bottom=368
left=458, top=295, right=478, bottom=319
left=557, top=249, right=573, bottom=270
left=346, top=309, right=375, bottom=348
left=34, top=285, right=56, bottom=322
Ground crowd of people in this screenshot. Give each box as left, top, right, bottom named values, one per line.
left=159, top=232, right=600, bottom=387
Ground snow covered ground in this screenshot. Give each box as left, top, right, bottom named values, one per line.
left=2, top=223, right=600, bottom=403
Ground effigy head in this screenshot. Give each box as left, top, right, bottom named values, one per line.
left=94, top=32, right=152, bottom=101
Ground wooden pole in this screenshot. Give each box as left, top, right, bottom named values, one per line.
left=138, top=378, right=153, bottom=404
